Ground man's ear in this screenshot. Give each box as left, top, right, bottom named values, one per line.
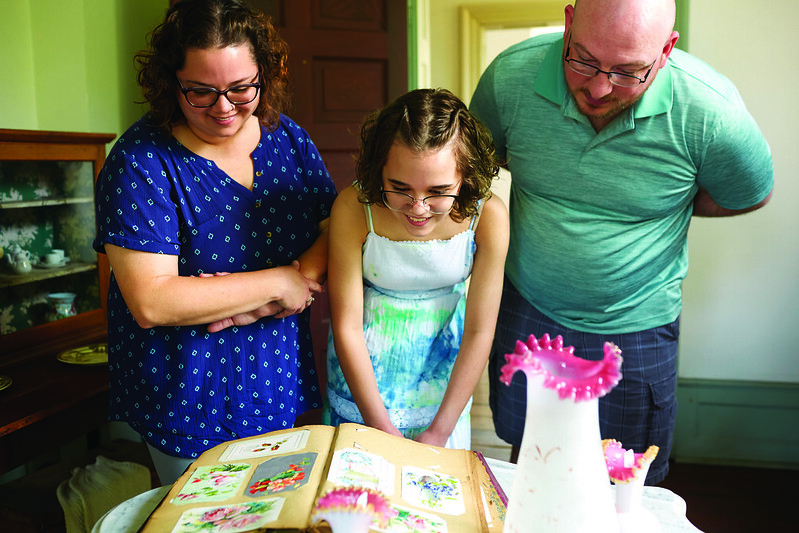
left=660, top=30, right=680, bottom=66
left=564, top=4, right=575, bottom=35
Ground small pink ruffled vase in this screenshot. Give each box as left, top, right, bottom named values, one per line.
left=603, top=440, right=661, bottom=533
left=310, top=487, right=389, bottom=533
left=500, top=334, right=623, bottom=533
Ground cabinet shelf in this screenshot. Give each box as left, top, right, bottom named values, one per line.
left=0, top=196, right=94, bottom=210
left=0, top=261, right=97, bottom=288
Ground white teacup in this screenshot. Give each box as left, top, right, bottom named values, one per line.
left=47, top=292, right=77, bottom=319
left=45, top=252, right=62, bottom=265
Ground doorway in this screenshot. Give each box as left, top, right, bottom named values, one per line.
left=457, top=3, right=565, bottom=461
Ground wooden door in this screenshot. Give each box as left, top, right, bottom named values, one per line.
left=253, top=0, right=407, bottom=189
left=250, top=0, right=408, bottom=393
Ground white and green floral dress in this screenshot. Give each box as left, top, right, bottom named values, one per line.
left=326, top=204, right=479, bottom=449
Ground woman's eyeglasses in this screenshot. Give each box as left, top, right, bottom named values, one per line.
left=176, top=76, right=261, bottom=108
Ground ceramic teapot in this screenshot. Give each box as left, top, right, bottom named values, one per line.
left=6, top=243, right=33, bottom=274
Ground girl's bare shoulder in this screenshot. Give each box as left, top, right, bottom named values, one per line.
left=478, top=194, right=508, bottom=223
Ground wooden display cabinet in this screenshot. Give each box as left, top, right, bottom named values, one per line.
left=0, top=128, right=116, bottom=475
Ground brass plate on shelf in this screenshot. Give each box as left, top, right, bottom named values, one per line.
left=0, top=375, right=11, bottom=391
left=56, top=343, right=108, bottom=366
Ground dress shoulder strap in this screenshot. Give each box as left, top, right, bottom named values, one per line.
left=469, top=198, right=486, bottom=232
left=353, top=181, right=376, bottom=234
left=364, top=203, right=375, bottom=233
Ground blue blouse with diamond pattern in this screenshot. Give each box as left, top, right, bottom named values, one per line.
left=93, top=115, right=336, bottom=458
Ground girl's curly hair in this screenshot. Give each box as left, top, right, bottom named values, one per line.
left=135, top=0, right=290, bottom=132
left=355, top=88, right=499, bottom=222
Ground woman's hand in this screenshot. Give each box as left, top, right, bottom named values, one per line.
left=206, top=310, right=279, bottom=332
left=105, top=244, right=321, bottom=329
left=198, top=273, right=274, bottom=332
left=267, top=261, right=321, bottom=316
left=204, top=262, right=321, bottom=331
left=199, top=272, right=282, bottom=332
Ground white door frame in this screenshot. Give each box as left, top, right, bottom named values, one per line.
left=459, top=2, right=567, bottom=98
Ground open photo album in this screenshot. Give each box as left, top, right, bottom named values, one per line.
left=141, top=423, right=507, bottom=532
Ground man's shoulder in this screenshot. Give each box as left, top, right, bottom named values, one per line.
left=484, top=32, right=560, bottom=90
left=667, top=48, right=743, bottom=104
left=494, top=32, right=560, bottom=65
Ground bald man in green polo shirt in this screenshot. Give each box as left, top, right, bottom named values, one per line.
left=470, top=0, right=773, bottom=485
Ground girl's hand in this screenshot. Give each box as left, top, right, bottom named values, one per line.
left=413, top=427, right=449, bottom=448
left=377, top=422, right=404, bottom=440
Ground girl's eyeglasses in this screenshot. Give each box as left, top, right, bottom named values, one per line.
left=381, top=190, right=457, bottom=215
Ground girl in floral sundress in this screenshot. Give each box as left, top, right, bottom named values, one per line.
left=325, top=88, right=509, bottom=448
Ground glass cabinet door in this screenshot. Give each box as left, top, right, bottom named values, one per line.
left=0, top=130, right=115, bottom=365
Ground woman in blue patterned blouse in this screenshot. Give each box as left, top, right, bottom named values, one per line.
left=93, top=0, right=336, bottom=484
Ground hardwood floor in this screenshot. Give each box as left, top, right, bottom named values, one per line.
left=657, top=461, right=795, bottom=533
left=470, top=367, right=513, bottom=462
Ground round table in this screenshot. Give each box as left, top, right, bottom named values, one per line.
left=91, top=485, right=170, bottom=533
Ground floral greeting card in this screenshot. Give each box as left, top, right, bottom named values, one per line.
left=245, top=452, right=317, bottom=497
left=172, top=463, right=251, bottom=505
left=401, top=466, right=465, bottom=516
left=327, top=447, right=395, bottom=495
left=169, top=499, right=284, bottom=533
left=377, top=504, right=448, bottom=533
left=218, top=429, right=310, bottom=461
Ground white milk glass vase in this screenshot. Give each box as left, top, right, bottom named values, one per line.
left=499, top=333, right=623, bottom=533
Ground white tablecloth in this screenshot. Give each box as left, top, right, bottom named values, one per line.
left=484, top=457, right=703, bottom=533
left=93, top=458, right=703, bottom=532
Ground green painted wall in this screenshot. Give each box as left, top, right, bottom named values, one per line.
left=0, top=2, right=38, bottom=128
left=0, top=0, right=166, bottom=136
left=674, top=0, right=689, bottom=51
left=674, top=379, right=799, bottom=468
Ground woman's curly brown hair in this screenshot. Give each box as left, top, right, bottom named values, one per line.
left=135, top=0, right=290, bottom=132
left=355, top=88, right=500, bottom=222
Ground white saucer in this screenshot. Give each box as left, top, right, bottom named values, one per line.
left=36, top=257, right=70, bottom=268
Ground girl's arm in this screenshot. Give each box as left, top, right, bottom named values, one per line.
left=415, top=195, right=510, bottom=447
left=105, top=244, right=321, bottom=329
left=328, top=186, right=403, bottom=438
left=295, top=217, right=331, bottom=284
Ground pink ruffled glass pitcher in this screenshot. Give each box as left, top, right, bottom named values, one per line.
left=500, top=333, right=623, bottom=533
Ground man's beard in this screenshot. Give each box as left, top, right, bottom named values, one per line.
left=569, top=86, right=641, bottom=121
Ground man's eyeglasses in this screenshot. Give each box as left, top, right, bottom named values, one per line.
left=381, top=190, right=458, bottom=215
left=177, top=76, right=261, bottom=108
left=564, top=34, right=658, bottom=88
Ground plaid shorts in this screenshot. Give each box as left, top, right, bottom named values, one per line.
left=489, top=277, right=679, bottom=485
